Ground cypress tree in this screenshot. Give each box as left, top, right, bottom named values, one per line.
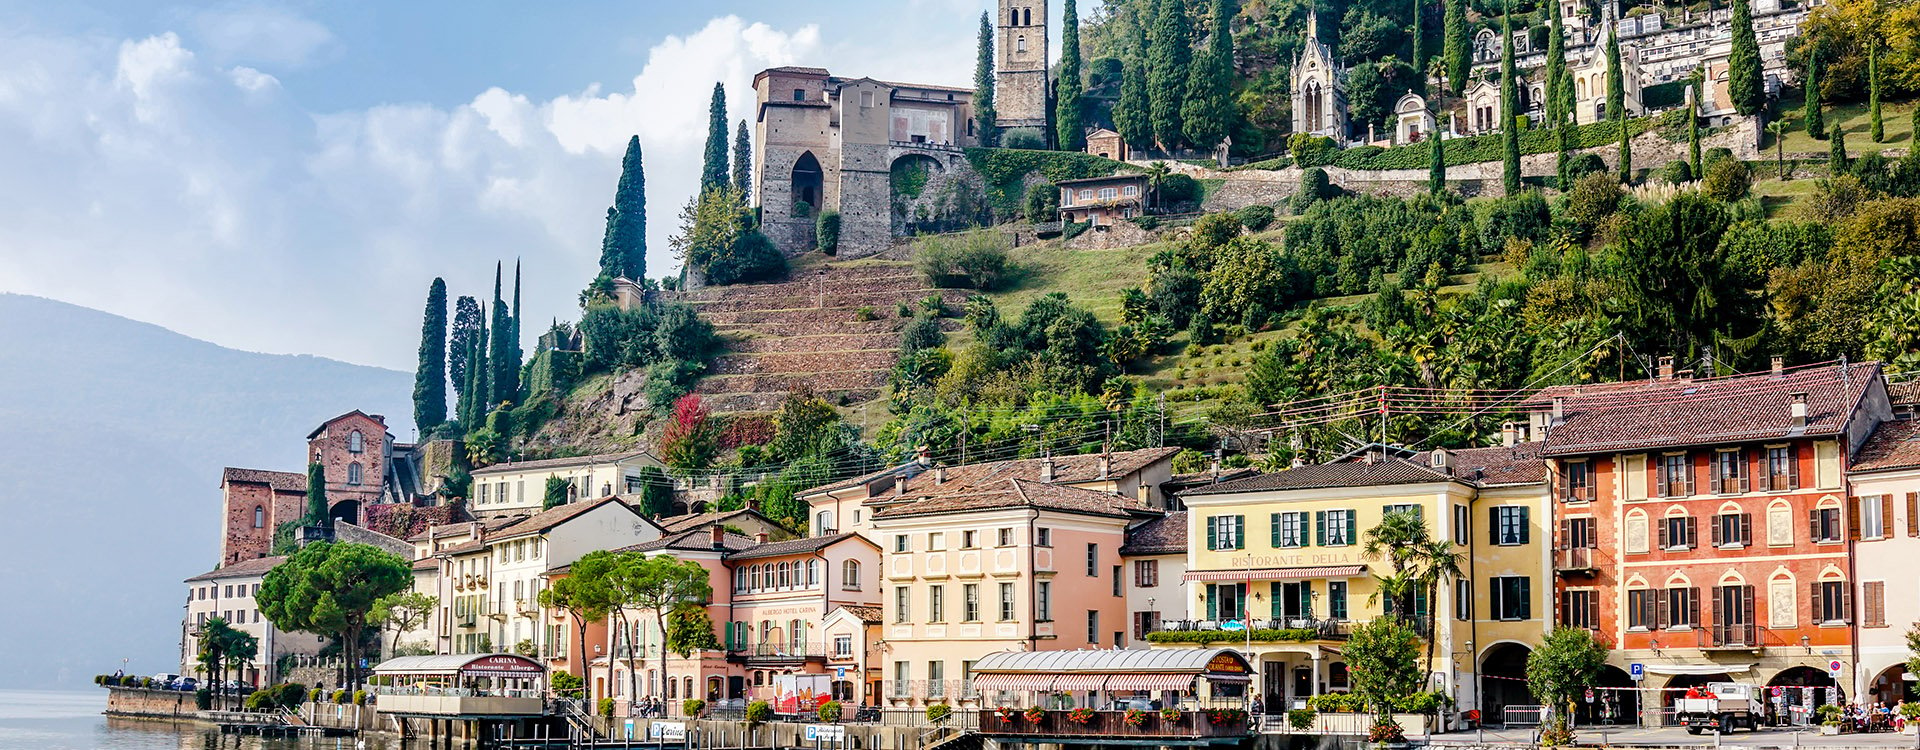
left=488, top=262, right=515, bottom=408
left=412, top=278, right=448, bottom=433
left=1607, top=25, right=1630, bottom=182
left=449, top=295, right=482, bottom=401
left=1830, top=119, right=1849, bottom=174
left=1869, top=40, right=1884, bottom=143
left=1444, top=0, right=1470, bottom=95
left=1689, top=77, right=1703, bottom=177
left=701, top=83, right=729, bottom=190
left=1182, top=0, right=1236, bottom=151
left=509, top=260, right=523, bottom=396
left=304, top=463, right=327, bottom=525
left=1412, top=0, right=1423, bottom=76
left=1057, top=0, right=1087, bottom=151
left=1804, top=49, right=1825, bottom=139
left=1728, top=0, right=1763, bottom=116
left=1546, top=0, right=1571, bottom=124
left=1147, top=0, right=1192, bottom=150
left=463, top=316, right=489, bottom=428
left=1429, top=124, right=1447, bottom=193
left=599, top=136, right=647, bottom=280
left=732, top=120, right=752, bottom=192
left=1500, top=5, right=1521, bottom=193
left=974, top=12, right=999, bottom=147
left=1115, top=23, right=1153, bottom=150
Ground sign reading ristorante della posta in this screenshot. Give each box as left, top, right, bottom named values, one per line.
left=1217, top=551, right=1358, bottom=568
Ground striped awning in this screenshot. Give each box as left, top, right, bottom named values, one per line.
left=1184, top=565, right=1368, bottom=582
left=971, top=673, right=1057, bottom=692
left=1052, top=674, right=1108, bottom=691
left=1104, top=673, right=1195, bottom=692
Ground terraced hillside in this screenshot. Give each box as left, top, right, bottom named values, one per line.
left=665, top=259, right=966, bottom=413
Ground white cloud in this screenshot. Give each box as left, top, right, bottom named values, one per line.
left=191, top=3, right=337, bottom=68
left=228, top=65, right=280, bottom=92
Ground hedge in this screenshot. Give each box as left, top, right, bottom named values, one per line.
left=1331, top=117, right=1654, bottom=171
left=1144, top=628, right=1323, bottom=644
left=963, top=148, right=1138, bottom=218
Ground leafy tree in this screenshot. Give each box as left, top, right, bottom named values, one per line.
left=1805, top=49, right=1826, bottom=139
left=304, top=462, right=327, bottom=525
left=1870, top=40, right=1884, bottom=142
left=1345, top=617, right=1423, bottom=715
left=1606, top=26, right=1630, bottom=182
left=974, top=13, right=999, bottom=148
left=449, top=295, right=483, bottom=401
left=1114, top=23, right=1152, bottom=150
left=1604, top=191, right=1748, bottom=355
left=1444, top=0, right=1469, bottom=95
left=1057, top=0, right=1086, bottom=151
left=599, top=136, right=648, bottom=280
left=659, top=395, right=719, bottom=475
left=731, top=120, right=752, bottom=193
left=1728, top=0, right=1764, bottom=116
left=771, top=391, right=841, bottom=461
left=636, top=466, right=675, bottom=518
left=816, top=210, right=841, bottom=254
left=1146, top=0, right=1192, bottom=150
left=258, top=542, right=410, bottom=690
left=672, top=185, right=786, bottom=285
left=666, top=602, right=722, bottom=659
left=916, top=229, right=1011, bottom=290
left=614, top=555, right=715, bottom=704
left=544, top=476, right=571, bottom=510
left=543, top=551, right=619, bottom=701
left=1526, top=627, right=1609, bottom=729
left=1500, top=4, right=1521, bottom=194
left=1906, top=622, right=1920, bottom=689
left=1182, top=0, right=1236, bottom=150
left=370, top=591, right=436, bottom=658
left=701, top=83, right=729, bottom=191
left=413, top=278, right=448, bottom=432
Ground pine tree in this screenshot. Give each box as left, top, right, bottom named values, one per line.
left=1182, top=0, right=1236, bottom=151
left=1444, top=0, right=1470, bottom=95
left=1804, top=47, right=1826, bottom=139
left=1429, top=125, right=1446, bottom=194
left=1830, top=119, right=1849, bottom=173
left=1500, top=5, right=1521, bottom=193
left=732, top=120, right=752, bottom=192
left=701, top=83, right=729, bottom=191
left=1728, top=0, right=1763, bottom=116
left=599, top=136, right=647, bottom=280
left=1056, top=0, right=1087, bottom=151
left=974, top=12, right=1000, bottom=147
left=412, top=278, right=448, bottom=433
left=1607, top=25, right=1630, bottom=182
left=305, top=463, right=327, bottom=525
left=449, top=295, right=483, bottom=401
left=1147, top=0, right=1192, bottom=150
left=487, top=262, right=516, bottom=409
left=1115, top=23, right=1153, bottom=149
left=1869, top=40, right=1884, bottom=143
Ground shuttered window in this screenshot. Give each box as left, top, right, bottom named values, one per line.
left=1863, top=581, right=1887, bottom=628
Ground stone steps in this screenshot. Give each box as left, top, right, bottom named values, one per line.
left=710, top=350, right=899, bottom=375
left=728, top=332, right=903, bottom=353
left=693, top=370, right=891, bottom=394
left=698, top=389, right=885, bottom=413
left=684, top=288, right=962, bottom=314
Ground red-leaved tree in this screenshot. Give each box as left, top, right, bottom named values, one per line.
left=658, top=394, right=719, bottom=475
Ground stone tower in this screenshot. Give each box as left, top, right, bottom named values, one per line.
left=995, top=0, right=1049, bottom=130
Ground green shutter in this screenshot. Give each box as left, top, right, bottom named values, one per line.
left=1519, top=507, right=1532, bottom=544
left=1206, top=516, right=1218, bottom=551
left=1205, top=585, right=1218, bottom=620
left=1271, top=582, right=1283, bottom=619
left=1271, top=513, right=1282, bottom=548
left=1519, top=578, right=1533, bottom=619
left=1345, top=512, right=1357, bottom=547
left=1295, top=513, right=1310, bottom=547
left=1316, top=511, right=1326, bottom=546
left=1234, top=515, right=1246, bottom=549
left=1301, top=582, right=1315, bottom=618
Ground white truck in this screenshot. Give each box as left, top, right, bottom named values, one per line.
left=1675, top=682, right=1765, bottom=734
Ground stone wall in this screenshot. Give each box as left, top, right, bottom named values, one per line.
left=1064, top=221, right=1155, bottom=250
left=222, top=481, right=303, bottom=565
left=332, top=520, right=413, bottom=556
left=103, top=686, right=206, bottom=719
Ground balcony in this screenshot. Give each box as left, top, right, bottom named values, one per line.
left=975, top=708, right=1251, bottom=740
left=727, top=641, right=828, bottom=665
left=1694, top=623, right=1776, bottom=652
left=1554, top=547, right=1600, bottom=575
left=1146, top=618, right=1352, bottom=645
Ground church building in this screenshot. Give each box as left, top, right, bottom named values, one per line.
left=1290, top=10, right=1349, bottom=140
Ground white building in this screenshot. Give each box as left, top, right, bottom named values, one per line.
left=1845, top=412, right=1920, bottom=705
left=1121, top=511, right=1190, bottom=647
left=468, top=450, right=667, bottom=518
left=181, top=556, right=325, bottom=686
left=1291, top=9, right=1349, bottom=139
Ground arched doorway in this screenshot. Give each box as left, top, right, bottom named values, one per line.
left=790, top=152, right=823, bottom=217
left=1770, top=666, right=1844, bottom=725
left=1575, top=665, right=1640, bottom=726
left=1660, top=673, right=1734, bottom=713
left=833, top=679, right=855, bottom=701
left=328, top=499, right=360, bottom=526
left=1479, top=643, right=1533, bottom=726
left=1868, top=664, right=1915, bottom=706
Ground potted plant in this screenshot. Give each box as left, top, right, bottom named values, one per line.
left=1288, top=708, right=1317, bottom=731
left=1815, top=704, right=1843, bottom=735
left=1066, top=707, right=1096, bottom=725
left=1124, top=709, right=1150, bottom=728
left=746, top=700, right=773, bottom=726
left=683, top=698, right=707, bottom=718
left=1023, top=705, right=1047, bottom=723
left=1899, top=702, right=1920, bottom=734
left=1159, top=706, right=1183, bottom=723
left=816, top=700, right=841, bottom=723
left=926, top=703, right=952, bottom=723
left=994, top=706, right=1017, bottom=724
left=1367, top=716, right=1406, bottom=746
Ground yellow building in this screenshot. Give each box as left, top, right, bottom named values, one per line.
left=1163, top=444, right=1548, bottom=721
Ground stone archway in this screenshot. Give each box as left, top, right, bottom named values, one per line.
left=1574, top=665, right=1640, bottom=726
left=1479, top=642, right=1533, bottom=725
left=1770, top=665, right=1844, bottom=722
left=790, top=152, right=824, bottom=218
left=328, top=499, right=360, bottom=526
left=1867, top=664, right=1914, bottom=706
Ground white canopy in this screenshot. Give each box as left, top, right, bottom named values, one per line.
left=1643, top=663, right=1753, bottom=676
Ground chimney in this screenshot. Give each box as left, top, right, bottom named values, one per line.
left=1771, top=355, right=1785, bottom=377
left=1501, top=422, right=1518, bottom=447
left=1364, top=450, right=1381, bottom=465
left=1098, top=455, right=1112, bottom=479
left=1551, top=396, right=1566, bottom=424
left=1790, top=392, right=1808, bottom=429
left=1675, top=369, right=1694, bottom=381
left=709, top=525, right=726, bottom=550
left=1658, top=356, right=1675, bottom=380
left=1041, top=456, right=1057, bottom=483
left=1430, top=448, right=1450, bottom=469
left=935, top=467, right=948, bottom=485
left=916, top=445, right=932, bottom=465
left=754, top=532, right=770, bottom=544
left=894, top=476, right=907, bottom=498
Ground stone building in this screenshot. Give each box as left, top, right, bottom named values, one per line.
left=1290, top=10, right=1348, bottom=139
left=750, top=67, right=979, bottom=258
left=218, top=410, right=424, bottom=564
left=181, top=555, right=325, bottom=686
left=995, top=0, right=1050, bottom=131
left=1393, top=92, right=1436, bottom=144
left=1570, top=22, right=1646, bottom=125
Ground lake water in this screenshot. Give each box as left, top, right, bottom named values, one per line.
left=0, top=690, right=407, bottom=750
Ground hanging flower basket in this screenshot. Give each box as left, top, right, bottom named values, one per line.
left=1067, top=707, right=1097, bottom=725
left=1124, top=709, right=1150, bottom=727
left=1160, top=707, right=1184, bottom=723
left=994, top=706, right=1017, bottom=724
left=1367, top=717, right=1406, bottom=743
left=1023, top=706, right=1047, bottom=723
left=1206, top=708, right=1248, bottom=726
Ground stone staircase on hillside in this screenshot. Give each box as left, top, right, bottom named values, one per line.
left=666, top=262, right=968, bottom=413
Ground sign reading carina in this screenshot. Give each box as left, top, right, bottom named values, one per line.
left=1224, top=552, right=1357, bottom=568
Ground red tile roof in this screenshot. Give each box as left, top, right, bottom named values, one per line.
left=1121, top=511, right=1188, bottom=555
left=471, top=450, right=658, bottom=476
left=1182, top=456, right=1454, bottom=495
left=803, top=447, right=1180, bottom=502
left=489, top=496, right=646, bottom=540
left=1528, top=362, right=1881, bottom=457
left=222, top=468, right=307, bottom=493
left=1890, top=381, right=1920, bottom=408
left=185, top=555, right=285, bottom=582
left=871, top=478, right=1151, bottom=520
left=1854, top=418, right=1920, bottom=474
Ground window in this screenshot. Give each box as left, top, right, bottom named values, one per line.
left=998, top=583, right=1015, bottom=621
left=1490, top=576, right=1531, bottom=620
left=859, top=90, right=874, bottom=107
left=808, top=559, right=819, bottom=587
left=832, top=634, right=853, bottom=658
left=962, top=530, right=978, bottom=549
left=1135, top=559, right=1159, bottom=587
left=1861, top=497, right=1886, bottom=539
left=1272, top=512, right=1309, bottom=548
left=1562, top=460, right=1595, bottom=502
left=1122, top=185, right=1139, bottom=197
left=348, top=430, right=365, bottom=453
left=1036, top=528, right=1052, bottom=547
left=964, top=583, right=980, bottom=621
left=1713, top=450, right=1747, bottom=494
left=1087, top=611, right=1100, bottom=643
left=842, top=560, right=861, bottom=590
left=1493, top=506, right=1530, bottom=545
left=1811, top=507, right=1843, bottom=542
left=1454, top=505, right=1471, bottom=544
left=1086, top=544, right=1099, bottom=576
left=1272, top=581, right=1312, bottom=620
left=1037, top=582, right=1052, bottom=621
left=892, top=662, right=909, bottom=698
left=1204, top=583, right=1247, bottom=621
left=1206, top=515, right=1245, bottom=550
left=928, top=532, right=945, bottom=551
left=1078, top=189, right=1093, bottom=202
left=1712, top=512, right=1753, bottom=547
left=1766, top=446, right=1797, bottom=491
left=1863, top=581, right=1887, bottom=628
left=1564, top=516, right=1595, bottom=548
left=1112, top=565, right=1122, bottom=596
left=347, top=462, right=363, bottom=486
left=894, top=587, right=910, bottom=623
left=792, top=88, right=805, bottom=102
left=816, top=510, right=833, bottom=534
left=1133, top=611, right=1161, bottom=640
left=1625, top=588, right=1656, bottom=629
left=1016, top=36, right=1027, bottom=53
left=894, top=534, right=911, bottom=553
left=1666, top=586, right=1700, bottom=627
left=1456, top=580, right=1473, bottom=621
left=1815, top=580, right=1852, bottom=623
left=1327, top=581, right=1348, bottom=620
left=927, top=661, right=945, bottom=698
left=1384, top=504, right=1421, bottom=520
left=997, top=528, right=1013, bottom=546
left=1098, top=187, right=1118, bottom=200
left=1562, top=590, right=1598, bottom=630
left=1319, top=510, right=1355, bottom=546
left=1658, top=453, right=1693, bottom=497
left=1660, top=515, right=1697, bottom=550
left=252, top=506, right=264, bottom=529
left=930, top=585, right=946, bottom=622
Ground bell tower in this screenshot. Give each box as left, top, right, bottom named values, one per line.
left=995, top=0, right=1050, bottom=130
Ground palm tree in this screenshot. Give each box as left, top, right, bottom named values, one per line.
left=1767, top=119, right=1791, bottom=179
left=1361, top=511, right=1430, bottom=616
left=1411, top=538, right=1466, bottom=680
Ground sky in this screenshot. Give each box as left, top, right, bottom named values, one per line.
left=0, top=0, right=1068, bottom=370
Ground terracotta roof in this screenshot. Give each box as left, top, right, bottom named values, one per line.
left=472, top=450, right=657, bottom=476
left=411, top=557, right=439, bottom=572
left=1164, top=467, right=1261, bottom=491
left=489, top=496, right=645, bottom=540
left=1413, top=443, right=1548, bottom=486
left=1182, top=457, right=1454, bottom=496
left=305, top=409, right=386, bottom=439
left=728, top=532, right=868, bottom=560
left=872, top=478, right=1152, bottom=520
left=1890, top=381, right=1920, bottom=407
left=222, top=468, right=307, bottom=493
left=185, top=556, right=284, bottom=582
left=1121, top=511, right=1188, bottom=555
left=833, top=605, right=884, bottom=624
left=620, top=527, right=759, bottom=555
left=661, top=509, right=774, bottom=533
left=798, top=462, right=925, bottom=498
left=1853, top=418, right=1920, bottom=474
left=1054, top=174, right=1145, bottom=186
left=1529, top=362, right=1881, bottom=457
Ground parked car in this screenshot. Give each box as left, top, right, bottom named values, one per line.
left=150, top=673, right=181, bottom=687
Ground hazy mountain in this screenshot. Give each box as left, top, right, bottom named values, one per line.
left=0, top=294, right=413, bottom=689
